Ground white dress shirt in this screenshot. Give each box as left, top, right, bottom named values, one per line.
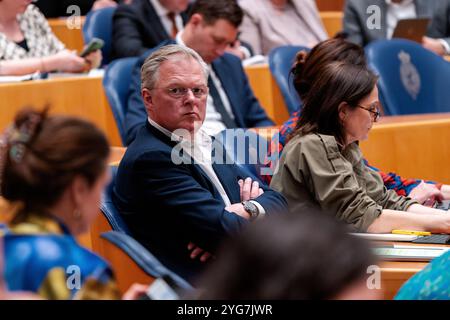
left=147, top=117, right=266, bottom=214
left=149, top=0, right=184, bottom=37
left=176, top=31, right=235, bottom=136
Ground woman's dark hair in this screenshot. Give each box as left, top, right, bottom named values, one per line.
left=293, top=62, right=378, bottom=145
left=197, top=211, right=376, bottom=299
left=188, top=0, right=243, bottom=28
left=292, top=36, right=367, bottom=101
left=0, top=108, right=110, bottom=220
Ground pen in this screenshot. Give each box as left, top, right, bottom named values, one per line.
left=392, top=229, right=431, bottom=236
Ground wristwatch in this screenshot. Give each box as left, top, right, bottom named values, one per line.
left=242, top=200, right=260, bottom=220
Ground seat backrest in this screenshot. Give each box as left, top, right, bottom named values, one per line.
left=83, top=7, right=116, bottom=66
left=214, top=129, right=269, bottom=181
left=103, top=57, right=139, bottom=145
left=366, top=39, right=450, bottom=115
left=268, top=45, right=310, bottom=115
left=100, top=166, right=131, bottom=235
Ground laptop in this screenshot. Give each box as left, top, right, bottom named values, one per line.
left=392, top=18, right=431, bottom=43
left=434, top=199, right=450, bottom=211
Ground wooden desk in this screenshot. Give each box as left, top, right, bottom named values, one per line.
left=244, top=64, right=290, bottom=125
left=0, top=75, right=122, bottom=147
left=48, top=18, right=85, bottom=52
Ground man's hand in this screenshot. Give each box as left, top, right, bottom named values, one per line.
left=239, top=177, right=264, bottom=201
left=409, top=181, right=444, bottom=206
left=187, top=242, right=213, bottom=262
left=422, top=36, right=446, bottom=56
left=225, top=40, right=246, bottom=60
left=225, top=203, right=251, bottom=219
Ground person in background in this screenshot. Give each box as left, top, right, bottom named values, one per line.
left=270, top=61, right=450, bottom=233
left=35, top=0, right=130, bottom=18
left=111, top=0, right=190, bottom=59
left=395, top=250, right=450, bottom=300
left=238, top=0, right=328, bottom=56
left=0, top=108, right=147, bottom=299
left=114, top=45, right=287, bottom=282
left=197, top=211, right=381, bottom=299
left=125, top=0, right=273, bottom=144
left=264, top=37, right=450, bottom=205
left=344, top=0, right=450, bottom=56
left=0, top=0, right=101, bottom=76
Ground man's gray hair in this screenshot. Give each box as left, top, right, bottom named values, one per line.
left=141, top=44, right=209, bottom=90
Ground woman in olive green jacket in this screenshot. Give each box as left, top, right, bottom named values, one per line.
left=270, top=61, right=450, bottom=233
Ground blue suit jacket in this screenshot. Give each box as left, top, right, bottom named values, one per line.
left=112, top=122, right=287, bottom=282
left=124, top=40, right=274, bottom=146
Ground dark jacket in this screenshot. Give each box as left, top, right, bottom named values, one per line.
left=111, top=0, right=188, bottom=59
left=113, top=122, right=288, bottom=281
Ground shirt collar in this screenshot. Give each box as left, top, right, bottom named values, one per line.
left=385, top=0, right=414, bottom=6
left=149, top=0, right=169, bottom=18
left=147, top=117, right=211, bottom=145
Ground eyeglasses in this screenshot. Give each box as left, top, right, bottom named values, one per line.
left=357, top=104, right=381, bottom=122
left=153, top=86, right=209, bottom=99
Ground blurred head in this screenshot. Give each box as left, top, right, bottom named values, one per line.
left=183, top=0, right=243, bottom=63
left=159, top=0, right=189, bottom=13
left=197, top=211, right=380, bottom=300
left=294, top=62, right=379, bottom=146
left=292, top=37, right=367, bottom=101
left=141, top=45, right=209, bottom=134
left=0, top=0, right=33, bottom=16
left=0, top=108, right=110, bottom=235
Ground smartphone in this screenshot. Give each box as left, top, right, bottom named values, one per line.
left=79, top=38, right=104, bottom=58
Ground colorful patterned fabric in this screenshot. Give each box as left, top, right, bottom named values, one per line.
left=395, top=251, right=450, bottom=300
left=263, top=110, right=440, bottom=195
left=0, top=5, right=65, bottom=60
left=1, top=214, right=120, bottom=300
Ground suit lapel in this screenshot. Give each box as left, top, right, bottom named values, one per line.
left=142, top=0, right=170, bottom=40
left=212, top=162, right=241, bottom=204
left=414, top=0, right=432, bottom=17
left=211, top=58, right=244, bottom=127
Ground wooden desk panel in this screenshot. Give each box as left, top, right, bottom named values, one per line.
left=244, top=64, right=290, bottom=125
left=48, top=18, right=85, bottom=52
left=0, top=76, right=122, bottom=147
left=361, top=114, right=450, bottom=184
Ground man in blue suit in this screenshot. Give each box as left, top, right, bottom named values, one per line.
left=124, top=0, right=274, bottom=146
left=113, top=44, right=288, bottom=283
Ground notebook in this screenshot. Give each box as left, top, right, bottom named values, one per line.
left=392, top=18, right=431, bottom=43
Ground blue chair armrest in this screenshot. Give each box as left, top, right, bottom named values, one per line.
left=100, top=231, right=193, bottom=291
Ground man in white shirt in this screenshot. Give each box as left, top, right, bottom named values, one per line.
left=113, top=44, right=288, bottom=281
left=125, top=0, right=274, bottom=144
left=111, top=0, right=189, bottom=59
left=344, top=0, right=450, bottom=55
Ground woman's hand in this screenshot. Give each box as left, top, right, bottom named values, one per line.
left=46, top=50, right=88, bottom=73
left=408, top=181, right=443, bottom=206
left=84, top=50, right=103, bottom=70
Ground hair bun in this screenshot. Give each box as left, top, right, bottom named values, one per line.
left=292, top=50, right=308, bottom=76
